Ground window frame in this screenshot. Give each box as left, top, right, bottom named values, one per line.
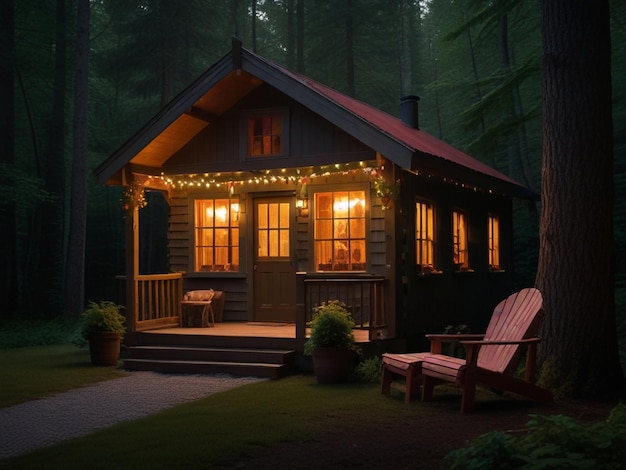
left=452, top=209, right=470, bottom=271
left=415, top=199, right=436, bottom=272
left=241, top=107, right=290, bottom=159
left=488, top=214, right=502, bottom=272
left=192, top=197, right=240, bottom=273
left=312, top=187, right=368, bottom=272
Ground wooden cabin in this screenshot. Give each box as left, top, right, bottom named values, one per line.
left=94, top=38, right=534, bottom=376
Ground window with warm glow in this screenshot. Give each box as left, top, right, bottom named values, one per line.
left=314, top=190, right=366, bottom=271
left=452, top=210, right=469, bottom=269
left=257, top=202, right=290, bottom=258
left=248, top=113, right=281, bottom=156
left=416, top=200, right=435, bottom=270
left=488, top=215, right=501, bottom=271
left=194, top=198, right=239, bottom=272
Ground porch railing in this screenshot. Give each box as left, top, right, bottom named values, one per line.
left=297, top=274, right=387, bottom=341
left=116, top=273, right=184, bottom=331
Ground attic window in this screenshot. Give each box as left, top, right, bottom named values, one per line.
left=245, top=108, right=288, bottom=157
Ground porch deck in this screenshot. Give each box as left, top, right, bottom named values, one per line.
left=124, top=322, right=372, bottom=378
left=140, top=322, right=371, bottom=343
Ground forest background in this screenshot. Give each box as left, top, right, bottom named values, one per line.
left=0, top=0, right=624, bottom=350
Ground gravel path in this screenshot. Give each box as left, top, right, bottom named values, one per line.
left=0, top=372, right=266, bottom=459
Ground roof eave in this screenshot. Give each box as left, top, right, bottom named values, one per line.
left=411, top=151, right=537, bottom=200
left=93, top=52, right=234, bottom=185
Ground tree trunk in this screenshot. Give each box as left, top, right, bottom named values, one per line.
left=296, top=0, right=304, bottom=73
left=287, top=0, right=295, bottom=69
left=536, top=0, right=622, bottom=399
left=38, top=0, right=67, bottom=315
left=251, top=0, right=257, bottom=53
left=0, top=0, right=17, bottom=316
left=65, top=0, right=90, bottom=316
left=498, top=13, right=536, bottom=193
left=398, top=0, right=412, bottom=96
left=345, top=0, right=355, bottom=97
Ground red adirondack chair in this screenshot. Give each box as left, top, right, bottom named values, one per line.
left=420, top=287, right=553, bottom=412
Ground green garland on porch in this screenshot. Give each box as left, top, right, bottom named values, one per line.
left=121, top=183, right=147, bottom=213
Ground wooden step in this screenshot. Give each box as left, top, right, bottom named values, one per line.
left=124, top=345, right=296, bottom=379
left=123, top=358, right=290, bottom=379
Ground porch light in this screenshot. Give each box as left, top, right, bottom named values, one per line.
left=296, top=196, right=309, bottom=216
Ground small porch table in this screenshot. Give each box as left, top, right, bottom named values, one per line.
left=180, top=300, right=214, bottom=327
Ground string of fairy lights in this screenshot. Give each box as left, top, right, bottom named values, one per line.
left=156, top=161, right=380, bottom=192
left=138, top=160, right=506, bottom=198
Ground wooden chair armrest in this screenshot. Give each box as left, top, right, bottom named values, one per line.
left=425, top=334, right=485, bottom=353
left=425, top=334, right=485, bottom=340
left=459, top=337, right=541, bottom=346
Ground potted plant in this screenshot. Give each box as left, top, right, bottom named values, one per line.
left=79, top=301, right=126, bottom=366
left=304, top=300, right=360, bottom=384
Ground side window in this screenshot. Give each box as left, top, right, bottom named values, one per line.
left=314, top=190, right=367, bottom=271
left=452, top=210, right=469, bottom=270
left=416, top=200, right=436, bottom=272
left=194, top=198, right=240, bottom=272
left=488, top=214, right=502, bottom=271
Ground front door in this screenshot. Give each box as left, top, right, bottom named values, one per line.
left=253, top=196, right=296, bottom=322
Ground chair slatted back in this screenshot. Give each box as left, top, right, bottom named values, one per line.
left=183, top=289, right=215, bottom=302
left=477, top=288, right=544, bottom=374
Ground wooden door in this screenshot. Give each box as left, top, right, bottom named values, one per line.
left=253, top=196, right=296, bottom=322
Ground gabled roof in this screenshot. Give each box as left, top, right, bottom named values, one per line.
left=94, top=37, right=534, bottom=198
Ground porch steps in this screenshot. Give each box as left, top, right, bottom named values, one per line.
left=124, top=345, right=296, bottom=379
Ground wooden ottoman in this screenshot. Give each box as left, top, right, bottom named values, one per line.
left=381, top=352, right=432, bottom=404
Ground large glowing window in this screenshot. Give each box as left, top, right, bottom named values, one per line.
left=488, top=215, right=501, bottom=271
left=452, top=210, right=469, bottom=269
left=194, top=198, right=239, bottom=272
left=314, top=191, right=366, bottom=271
left=416, top=200, right=435, bottom=269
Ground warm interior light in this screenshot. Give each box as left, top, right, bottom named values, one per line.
left=333, top=198, right=364, bottom=211
left=216, top=206, right=228, bottom=222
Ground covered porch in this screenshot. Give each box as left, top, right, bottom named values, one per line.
left=120, top=270, right=389, bottom=350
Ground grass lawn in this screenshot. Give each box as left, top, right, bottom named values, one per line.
left=1, top=310, right=624, bottom=470
left=0, top=353, right=432, bottom=470
left=0, top=344, right=126, bottom=407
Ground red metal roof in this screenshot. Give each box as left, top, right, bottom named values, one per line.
left=270, top=61, right=527, bottom=192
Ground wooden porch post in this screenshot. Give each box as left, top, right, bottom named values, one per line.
left=296, top=272, right=306, bottom=341
left=124, top=172, right=140, bottom=333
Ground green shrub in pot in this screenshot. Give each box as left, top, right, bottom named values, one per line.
left=77, top=301, right=126, bottom=366
left=304, top=300, right=360, bottom=383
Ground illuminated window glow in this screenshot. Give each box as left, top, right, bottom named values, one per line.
left=416, top=200, right=435, bottom=269
left=452, top=210, right=469, bottom=269
left=257, top=202, right=290, bottom=258
left=314, top=191, right=366, bottom=271
left=488, top=215, right=501, bottom=270
left=194, top=198, right=239, bottom=272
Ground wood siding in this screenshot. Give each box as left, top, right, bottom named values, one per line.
left=163, top=84, right=375, bottom=175
left=161, top=84, right=514, bottom=339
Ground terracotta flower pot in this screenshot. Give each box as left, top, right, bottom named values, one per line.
left=88, top=332, right=122, bottom=366
left=311, top=347, right=356, bottom=384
